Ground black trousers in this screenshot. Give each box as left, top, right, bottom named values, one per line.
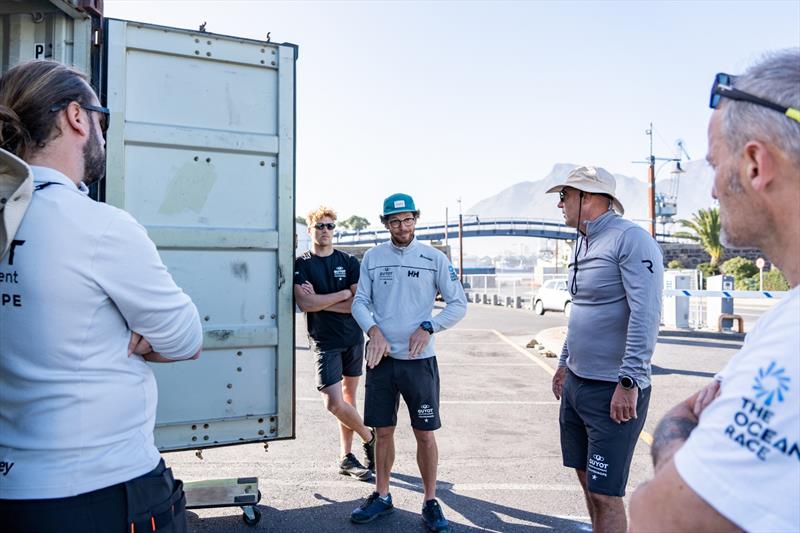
left=0, top=459, right=182, bottom=533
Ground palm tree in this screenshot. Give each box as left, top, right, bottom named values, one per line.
left=674, top=207, right=724, bottom=267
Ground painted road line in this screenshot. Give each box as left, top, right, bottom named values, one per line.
left=490, top=328, right=655, bottom=447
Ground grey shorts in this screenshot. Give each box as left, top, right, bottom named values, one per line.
left=314, top=339, right=364, bottom=391
left=364, top=355, right=441, bottom=431
left=559, top=369, right=651, bottom=497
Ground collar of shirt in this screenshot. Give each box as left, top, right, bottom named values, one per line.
left=30, top=165, right=90, bottom=196
left=583, top=209, right=618, bottom=238
left=389, top=236, right=418, bottom=253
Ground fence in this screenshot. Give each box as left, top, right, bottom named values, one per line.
left=462, top=273, right=784, bottom=332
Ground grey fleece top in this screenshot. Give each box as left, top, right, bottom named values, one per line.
left=352, top=238, right=467, bottom=360
left=558, top=210, right=663, bottom=388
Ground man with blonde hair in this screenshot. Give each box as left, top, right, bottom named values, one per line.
left=294, top=206, right=375, bottom=480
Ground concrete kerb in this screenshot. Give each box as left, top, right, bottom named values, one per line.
left=529, top=326, right=745, bottom=357
left=529, top=326, right=567, bottom=357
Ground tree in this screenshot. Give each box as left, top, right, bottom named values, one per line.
left=339, top=215, right=370, bottom=231
left=295, top=215, right=306, bottom=225
left=667, top=259, right=684, bottom=269
left=675, top=207, right=724, bottom=267
left=762, top=268, right=790, bottom=291
left=721, top=257, right=759, bottom=289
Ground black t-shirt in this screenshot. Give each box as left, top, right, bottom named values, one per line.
left=294, top=249, right=362, bottom=351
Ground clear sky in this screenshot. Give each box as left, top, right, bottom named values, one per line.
left=104, top=0, right=800, bottom=228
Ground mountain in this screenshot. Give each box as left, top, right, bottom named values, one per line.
left=468, top=161, right=715, bottom=225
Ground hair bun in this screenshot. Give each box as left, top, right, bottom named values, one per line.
left=0, top=104, right=31, bottom=156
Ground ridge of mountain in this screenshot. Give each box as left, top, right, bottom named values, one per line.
left=468, top=161, right=715, bottom=223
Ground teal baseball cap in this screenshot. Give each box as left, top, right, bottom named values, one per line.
left=382, top=193, right=417, bottom=216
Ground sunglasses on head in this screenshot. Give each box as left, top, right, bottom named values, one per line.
left=50, top=101, right=111, bottom=133
left=710, top=72, right=800, bottom=123
left=314, top=222, right=335, bottom=230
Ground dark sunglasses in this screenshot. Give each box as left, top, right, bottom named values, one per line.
left=710, top=72, right=800, bottom=123
left=50, top=101, right=111, bottom=132
left=314, top=222, right=335, bottom=230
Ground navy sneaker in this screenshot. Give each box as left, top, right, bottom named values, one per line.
left=351, top=491, right=394, bottom=524
left=362, top=428, right=376, bottom=471
left=339, top=453, right=371, bottom=481
left=422, top=499, right=449, bottom=532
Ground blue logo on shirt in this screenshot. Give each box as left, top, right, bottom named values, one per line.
left=448, top=265, right=457, bottom=281
left=753, top=361, right=790, bottom=406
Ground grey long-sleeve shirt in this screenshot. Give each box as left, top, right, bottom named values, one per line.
left=352, top=238, right=467, bottom=360
left=558, top=210, right=663, bottom=388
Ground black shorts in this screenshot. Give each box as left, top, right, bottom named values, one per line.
left=314, top=339, right=365, bottom=391
left=364, top=356, right=441, bottom=430
left=0, top=458, right=186, bottom=533
left=559, top=369, right=651, bottom=497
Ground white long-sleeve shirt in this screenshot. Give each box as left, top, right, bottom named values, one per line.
left=0, top=166, right=202, bottom=499
left=352, top=238, right=466, bottom=360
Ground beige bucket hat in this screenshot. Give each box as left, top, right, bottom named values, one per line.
left=545, top=165, right=625, bottom=215
left=0, top=147, right=33, bottom=261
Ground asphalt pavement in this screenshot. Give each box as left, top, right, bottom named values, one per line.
left=170, top=303, right=743, bottom=532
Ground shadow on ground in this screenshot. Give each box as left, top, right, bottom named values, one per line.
left=187, top=472, right=590, bottom=532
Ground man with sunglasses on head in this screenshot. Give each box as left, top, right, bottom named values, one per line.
left=547, top=166, right=663, bottom=533
left=629, top=49, right=800, bottom=533
left=0, top=60, right=201, bottom=532
left=294, top=206, right=376, bottom=481
left=349, top=193, right=466, bottom=532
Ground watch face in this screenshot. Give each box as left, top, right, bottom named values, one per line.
left=620, top=376, right=634, bottom=389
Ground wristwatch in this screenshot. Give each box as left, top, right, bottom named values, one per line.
left=619, top=375, right=636, bottom=390
left=419, top=321, right=434, bottom=335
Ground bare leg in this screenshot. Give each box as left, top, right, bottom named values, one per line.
left=338, top=376, right=362, bottom=455
left=321, top=381, right=372, bottom=457
left=413, top=429, right=438, bottom=502
left=588, top=492, right=627, bottom=533
left=375, top=426, right=395, bottom=496
left=575, top=469, right=596, bottom=524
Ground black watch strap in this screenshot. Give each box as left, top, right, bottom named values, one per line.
left=420, top=321, right=434, bottom=335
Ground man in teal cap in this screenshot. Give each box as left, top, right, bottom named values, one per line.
left=350, top=193, right=467, bottom=532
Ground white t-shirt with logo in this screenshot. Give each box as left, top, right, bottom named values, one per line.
left=674, top=286, right=800, bottom=532
left=0, top=166, right=202, bottom=499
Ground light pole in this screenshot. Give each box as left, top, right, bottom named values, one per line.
left=633, top=123, right=681, bottom=238
left=457, top=198, right=464, bottom=282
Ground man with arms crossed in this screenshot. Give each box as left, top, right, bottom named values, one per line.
left=350, top=193, right=466, bottom=532
left=0, top=60, right=202, bottom=532
left=629, top=49, right=800, bottom=532
left=548, top=166, right=663, bottom=533
left=294, top=206, right=375, bottom=480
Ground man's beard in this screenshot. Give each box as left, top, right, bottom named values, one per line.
left=82, top=121, right=106, bottom=187
left=391, top=230, right=414, bottom=247
left=719, top=164, right=752, bottom=248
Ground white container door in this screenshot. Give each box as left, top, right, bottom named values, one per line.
left=103, top=18, right=296, bottom=451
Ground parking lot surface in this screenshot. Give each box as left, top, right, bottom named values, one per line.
left=175, top=303, right=742, bottom=532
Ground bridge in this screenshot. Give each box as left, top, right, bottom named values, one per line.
left=333, top=217, right=680, bottom=245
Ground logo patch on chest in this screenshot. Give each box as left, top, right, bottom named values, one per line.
left=379, top=267, right=394, bottom=283
left=334, top=266, right=347, bottom=279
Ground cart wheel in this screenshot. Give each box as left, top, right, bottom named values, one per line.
left=242, top=505, right=261, bottom=527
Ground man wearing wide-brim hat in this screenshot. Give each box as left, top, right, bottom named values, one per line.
left=547, top=165, right=663, bottom=532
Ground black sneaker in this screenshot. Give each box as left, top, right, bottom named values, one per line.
left=351, top=491, right=394, bottom=524
left=339, top=453, right=371, bottom=481
left=422, top=499, right=449, bottom=532
left=362, top=428, right=376, bottom=471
